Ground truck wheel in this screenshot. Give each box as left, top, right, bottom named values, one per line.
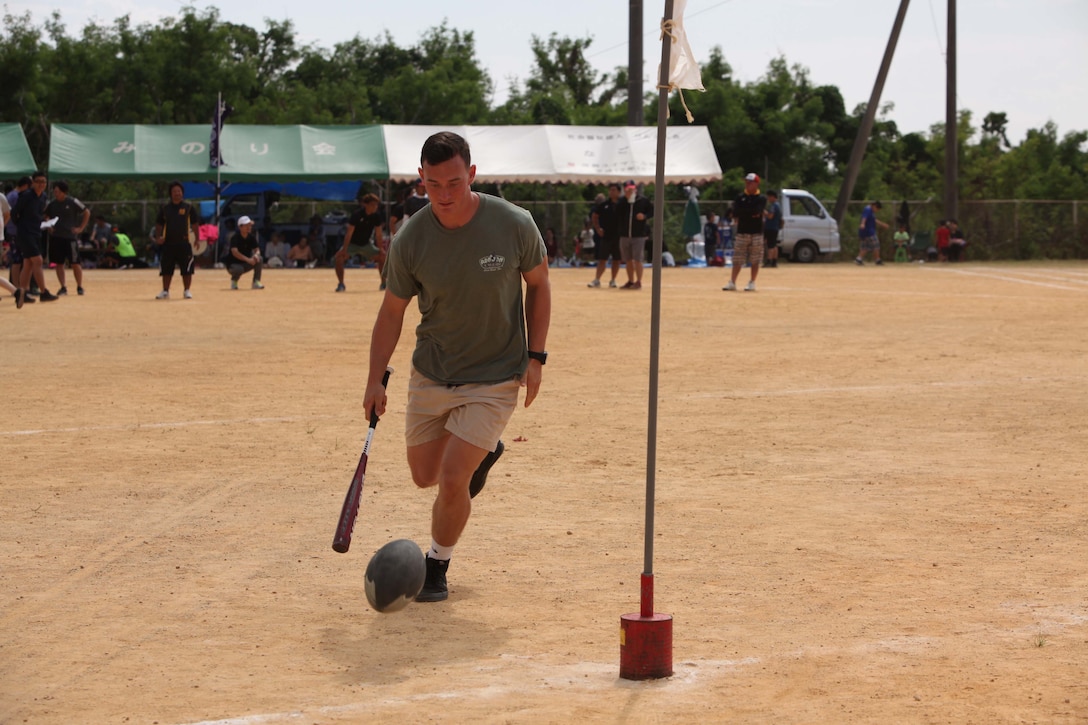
left=792, top=241, right=818, bottom=264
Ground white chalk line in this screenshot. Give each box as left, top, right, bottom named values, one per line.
left=932, top=266, right=1086, bottom=291
left=1002, top=268, right=1088, bottom=285
left=680, top=375, right=1084, bottom=400
left=179, top=656, right=760, bottom=725
left=0, top=414, right=340, bottom=438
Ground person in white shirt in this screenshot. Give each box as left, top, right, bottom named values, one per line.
left=264, top=232, right=291, bottom=268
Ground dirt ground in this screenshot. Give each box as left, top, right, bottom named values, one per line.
left=2, top=260, right=1087, bottom=724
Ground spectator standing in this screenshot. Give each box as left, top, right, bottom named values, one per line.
left=44, top=180, right=91, bottom=295
left=13, top=171, right=59, bottom=302
left=153, top=180, right=199, bottom=300
left=616, top=180, right=653, bottom=290
left=0, top=186, right=17, bottom=306
left=587, top=185, right=622, bottom=288
left=6, top=177, right=30, bottom=295
left=763, top=190, right=782, bottom=268
left=854, top=200, right=888, bottom=266
left=363, top=131, right=550, bottom=604
left=226, top=216, right=264, bottom=289
left=0, top=190, right=22, bottom=306
left=335, top=192, right=386, bottom=292
left=724, top=172, right=766, bottom=291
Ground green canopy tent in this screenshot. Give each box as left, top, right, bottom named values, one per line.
left=48, top=124, right=389, bottom=181
left=48, top=124, right=722, bottom=186
left=1, top=124, right=37, bottom=178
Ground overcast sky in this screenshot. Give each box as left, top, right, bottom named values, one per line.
left=9, top=0, right=1087, bottom=145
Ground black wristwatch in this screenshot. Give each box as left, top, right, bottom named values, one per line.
left=528, top=350, right=548, bottom=365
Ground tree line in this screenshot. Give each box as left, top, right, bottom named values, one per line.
left=3, top=7, right=1086, bottom=257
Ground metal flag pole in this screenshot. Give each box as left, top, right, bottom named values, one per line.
left=214, top=92, right=223, bottom=265
left=619, top=0, right=676, bottom=681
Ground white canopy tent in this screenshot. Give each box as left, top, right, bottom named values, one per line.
left=381, top=125, right=721, bottom=185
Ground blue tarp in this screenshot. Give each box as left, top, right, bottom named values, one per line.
left=182, top=181, right=365, bottom=202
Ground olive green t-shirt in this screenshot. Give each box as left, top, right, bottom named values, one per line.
left=385, top=193, right=546, bottom=385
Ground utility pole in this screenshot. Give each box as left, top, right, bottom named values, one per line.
left=628, top=0, right=644, bottom=126
left=832, top=0, right=911, bottom=222
left=945, top=0, right=958, bottom=221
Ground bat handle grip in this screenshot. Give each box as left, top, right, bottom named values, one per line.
left=368, top=367, right=393, bottom=427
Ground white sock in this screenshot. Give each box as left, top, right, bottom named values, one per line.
left=428, top=540, right=454, bottom=561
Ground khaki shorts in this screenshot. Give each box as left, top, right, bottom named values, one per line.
left=405, top=367, right=520, bottom=452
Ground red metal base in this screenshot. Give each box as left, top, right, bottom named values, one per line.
left=619, top=612, right=673, bottom=680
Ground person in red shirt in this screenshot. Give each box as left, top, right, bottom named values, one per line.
left=934, top=219, right=951, bottom=262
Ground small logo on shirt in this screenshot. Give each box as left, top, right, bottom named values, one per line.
left=479, top=254, right=505, bottom=272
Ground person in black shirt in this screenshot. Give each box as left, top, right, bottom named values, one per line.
left=587, top=184, right=623, bottom=288
left=44, top=180, right=91, bottom=295
left=724, top=173, right=766, bottom=292
left=226, top=215, right=264, bottom=290
left=13, top=171, right=59, bottom=302
left=335, top=192, right=385, bottom=292
left=153, top=181, right=199, bottom=300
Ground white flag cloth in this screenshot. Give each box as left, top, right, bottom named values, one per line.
left=665, top=0, right=704, bottom=92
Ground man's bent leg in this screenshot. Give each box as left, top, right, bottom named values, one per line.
left=429, top=435, right=488, bottom=547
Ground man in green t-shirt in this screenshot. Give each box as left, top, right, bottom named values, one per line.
left=363, top=131, right=551, bottom=603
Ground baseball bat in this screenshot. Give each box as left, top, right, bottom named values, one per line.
left=332, top=366, right=393, bottom=553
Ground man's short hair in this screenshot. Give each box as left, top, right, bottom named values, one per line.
left=421, top=131, right=471, bottom=169
left=871, top=200, right=883, bottom=209
left=168, top=180, right=184, bottom=194
left=52, top=180, right=69, bottom=193
left=767, top=190, right=778, bottom=198
left=16, top=176, right=32, bottom=187
left=31, top=170, right=47, bottom=181
left=360, top=193, right=380, bottom=206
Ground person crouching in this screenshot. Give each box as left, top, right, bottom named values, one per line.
left=227, top=216, right=264, bottom=290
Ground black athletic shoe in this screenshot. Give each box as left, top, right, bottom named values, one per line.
left=57, top=286, right=67, bottom=296
left=14, top=289, right=24, bottom=309
left=469, top=440, right=504, bottom=499
left=38, top=290, right=59, bottom=302
left=415, top=556, right=450, bottom=602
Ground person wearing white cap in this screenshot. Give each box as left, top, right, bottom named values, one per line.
left=226, top=215, right=264, bottom=290
left=724, top=172, right=765, bottom=292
